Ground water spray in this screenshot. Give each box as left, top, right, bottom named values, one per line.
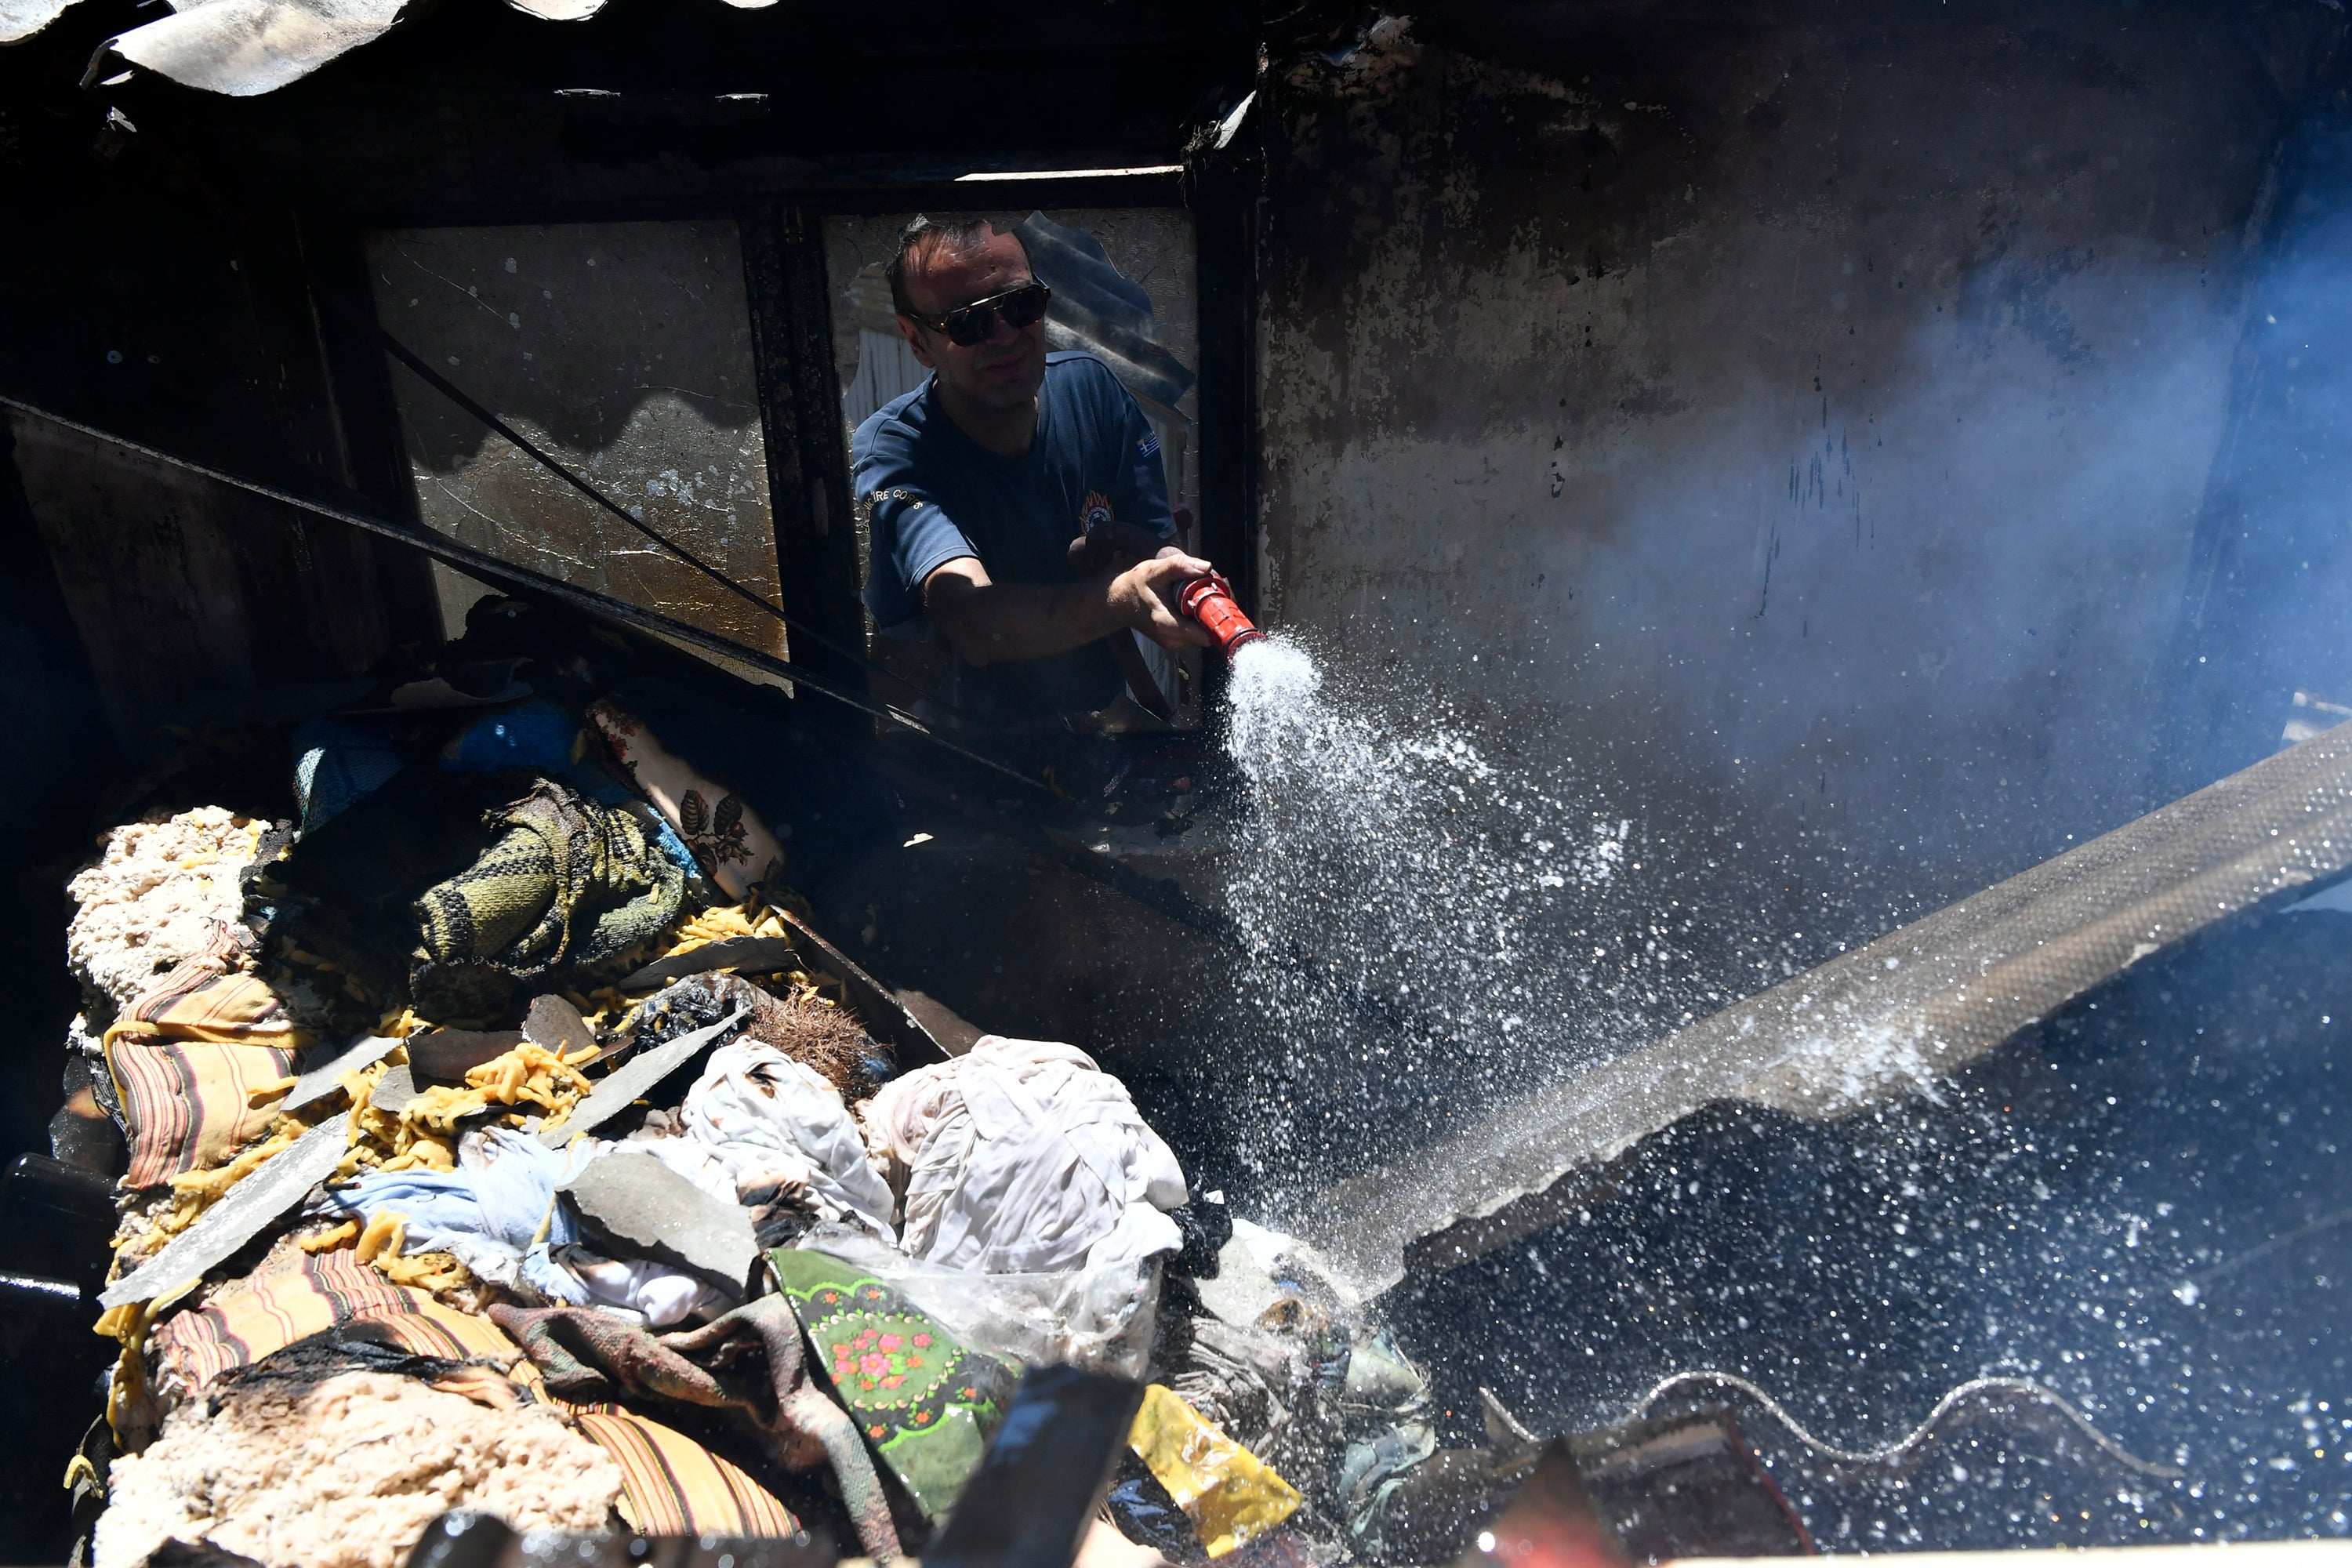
left=1178, top=571, right=1267, bottom=659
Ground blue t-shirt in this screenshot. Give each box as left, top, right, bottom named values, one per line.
left=854, top=352, right=1174, bottom=724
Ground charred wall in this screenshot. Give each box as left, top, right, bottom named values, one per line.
left=0, top=74, right=442, bottom=745
left=1253, top=0, right=2328, bottom=959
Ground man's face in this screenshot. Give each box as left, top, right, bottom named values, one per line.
left=897, top=227, right=1047, bottom=412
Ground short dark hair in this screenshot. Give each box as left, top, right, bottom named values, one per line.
left=887, top=215, right=1025, bottom=318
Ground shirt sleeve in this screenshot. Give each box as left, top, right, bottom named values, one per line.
left=853, top=419, right=981, bottom=629
left=1105, top=371, right=1177, bottom=540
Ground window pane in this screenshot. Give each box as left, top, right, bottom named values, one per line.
left=365, top=220, right=787, bottom=673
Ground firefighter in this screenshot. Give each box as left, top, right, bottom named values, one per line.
left=852, top=216, right=1220, bottom=728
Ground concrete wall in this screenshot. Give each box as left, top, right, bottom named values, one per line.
left=366, top=220, right=789, bottom=666
left=1252, top=0, right=2304, bottom=952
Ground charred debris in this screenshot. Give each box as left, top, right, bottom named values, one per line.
left=2, top=600, right=1817, bottom=1568
left=5, top=0, right=2352, bottom=1565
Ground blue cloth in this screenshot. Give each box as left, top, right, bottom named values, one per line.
left=853, top=352, right=1174, bottom=724
left=1338, top=1420, right=1439, bottom=1557
left=437, top=699, right=585, bottom=778
left=293, top=717, right=405, bottom=832
left=630, top=810, right=702, bottom=889
left=330, top=1129, right=595, bottom=1305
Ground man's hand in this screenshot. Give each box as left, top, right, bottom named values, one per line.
left=1066, top=518, right=1173, bottom=576
left=1107, top=553, right=1219, bottom=652
left=924, top=550, right=1218, bottom=666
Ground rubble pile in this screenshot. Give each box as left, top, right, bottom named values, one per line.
left=46, top=607, right=1454, bottom=1568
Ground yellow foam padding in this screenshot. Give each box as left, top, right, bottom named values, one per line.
left=337, top=1040, right=584, bottom=1178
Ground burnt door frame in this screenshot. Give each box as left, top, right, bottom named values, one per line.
left=742, top=204, right=867, bottom=736
left=790, top=175, right=1235, bottom=736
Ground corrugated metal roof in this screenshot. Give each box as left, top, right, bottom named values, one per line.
left=1, top=0, right=82, bottom=47
left=5, top=0, right=777, bottom=96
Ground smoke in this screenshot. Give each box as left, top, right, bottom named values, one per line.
left=1201, top=30, right=2352, bottom=1548
left=1524, top=209, right=2352, bottom=961
left=1210, top=235, right=2285, bottom=1199
left=1203, top=223, right=2352, bottom=1547
left=1503, top=237, right=2256, bottom=931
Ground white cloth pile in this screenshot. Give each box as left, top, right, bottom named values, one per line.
left=629, top=1039, right=898, bottom=1239
left=640, top=1032, right=1187, bottom=1274
left=345, top=1029, right=1189, bottom=1357
left=329, top=1128, right=729, bottom=1326
left=861, top=1035, right=1189, bottom=1272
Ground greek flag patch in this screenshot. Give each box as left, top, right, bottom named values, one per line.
left=1137, top=431, right=1161, bottom=459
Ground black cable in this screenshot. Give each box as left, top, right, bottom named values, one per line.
left=84, top=113, right=956, bottom=716
left=0, top=391, right=1056, bottom=799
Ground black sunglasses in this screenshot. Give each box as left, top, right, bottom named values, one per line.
left=912, top=281, right=1052, bottom=347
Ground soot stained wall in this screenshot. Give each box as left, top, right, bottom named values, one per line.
left=1255, top=0, right=2300, bottom=942
left=0, top=87, right=441, bottom=743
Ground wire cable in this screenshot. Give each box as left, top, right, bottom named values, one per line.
left=0, top=390, right=1055, bottom=799
left=364, top=320, right=956, bottom=713
left=1626, top=1369, right=2183, bottom=1480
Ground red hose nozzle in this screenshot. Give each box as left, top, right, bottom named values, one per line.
left=1178, top=572, right=1266, bottom=659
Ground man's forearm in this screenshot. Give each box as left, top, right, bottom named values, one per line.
left=930, top=572, right=1125, bottom=665
left=1068, top=518, right=1173, bottom=577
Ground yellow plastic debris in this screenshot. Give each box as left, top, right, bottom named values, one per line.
left=1128, top=1383, right=1302, bottom=1558
left=336, top=1039, right=586, bottom=1178
left=245, top=1073, right=299, bottom=1108
left=375, top=1248, right=473, bottom=1295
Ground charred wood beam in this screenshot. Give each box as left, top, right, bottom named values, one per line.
left=1189, top=87, right=1265, bottom=650
left=742, top=203, right=867, bottom=735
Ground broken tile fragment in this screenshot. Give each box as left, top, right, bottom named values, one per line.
left=561, top=1152, right=758, bottom=1292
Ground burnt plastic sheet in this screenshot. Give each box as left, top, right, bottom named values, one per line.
left=89, top=0, right=408, bottom=96
left=0, top=0, right=78, bottom=45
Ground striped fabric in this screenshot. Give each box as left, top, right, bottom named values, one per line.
left=114, top=967, right=314, bottom=1047
left=110, top=1036, right=297, bottom=1189
left=154, top=1251, right=800, bottom=1539
left=568, top=1406, right=803, bottom=1537
left=151, top=1249, right=510, bottom=1390
left=108, top=961, right=315, bottom=1188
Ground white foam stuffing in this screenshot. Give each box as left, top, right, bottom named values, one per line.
left=93, top=1370, right=621, bottom=1568
left=67, top=808, right=263, bottom=1013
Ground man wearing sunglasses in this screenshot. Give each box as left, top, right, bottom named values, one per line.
left=852, top=216, right=1221, bottom=730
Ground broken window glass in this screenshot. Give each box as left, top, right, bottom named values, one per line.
left=365, top=221, right=789, bottom=684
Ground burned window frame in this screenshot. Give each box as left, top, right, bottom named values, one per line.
left=317, top=169, right=1255, bottom=742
